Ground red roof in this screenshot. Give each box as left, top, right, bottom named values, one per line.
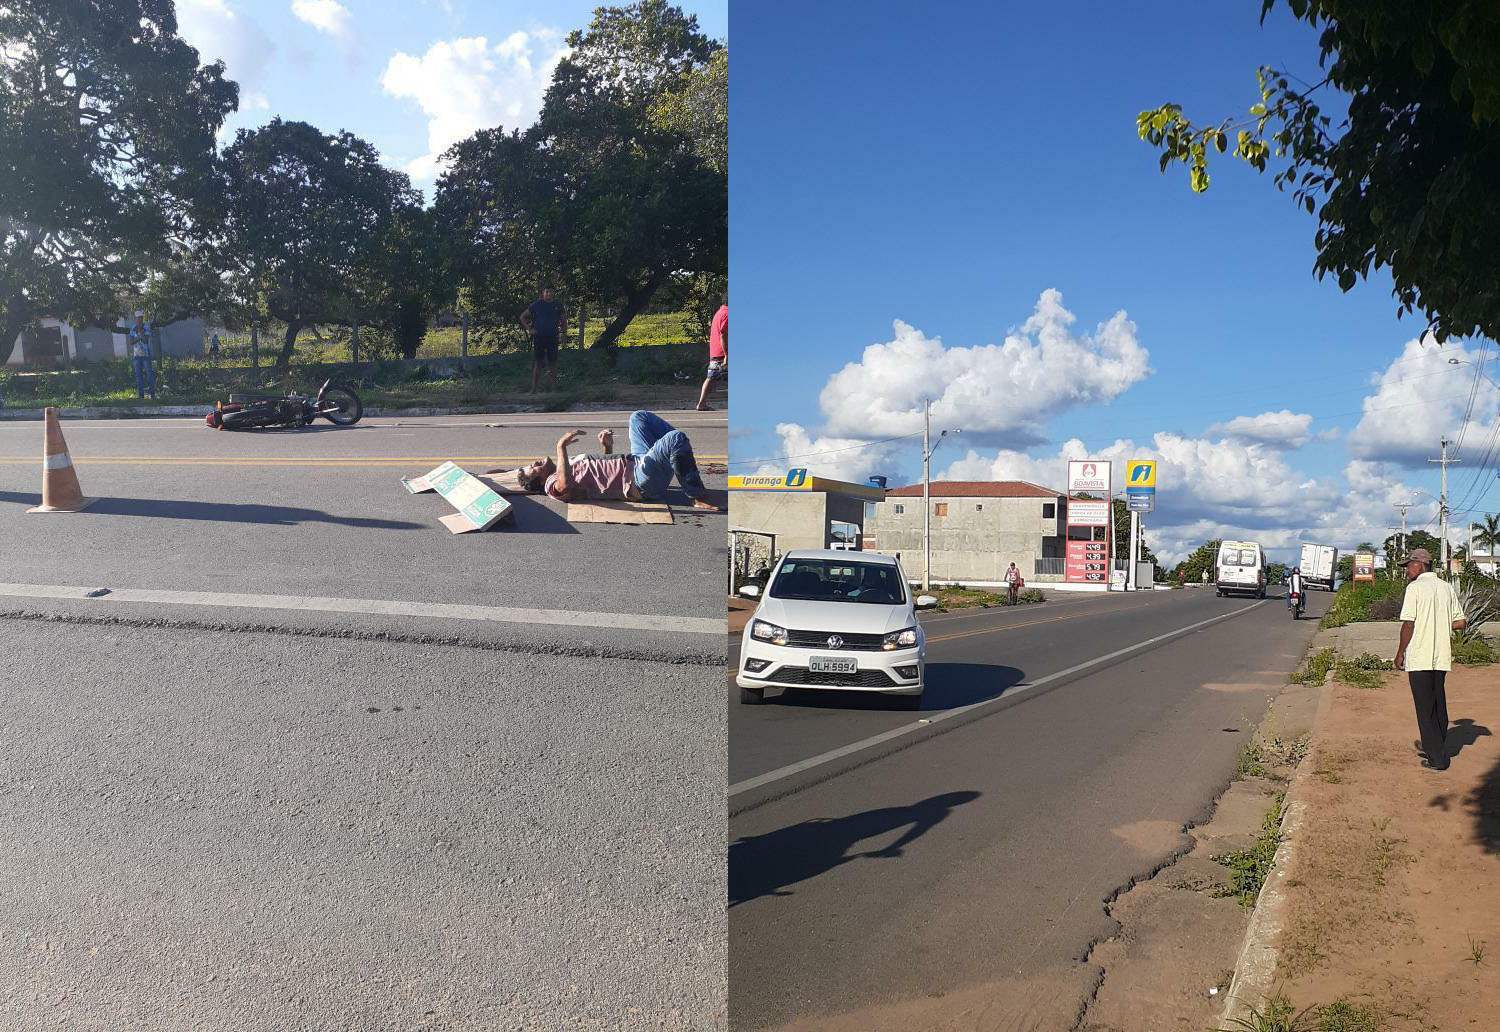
left=883, top=480, right=1062, bottom=499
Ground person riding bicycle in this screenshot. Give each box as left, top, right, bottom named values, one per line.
left=1287, top=566, right=1305, bottom=610
left=497, top=410, right=721, bottom=512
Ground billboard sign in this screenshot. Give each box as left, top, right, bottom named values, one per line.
left=1126, top=460, right=1157, bottom=488
left=1066, top=538, right=1111, bottom=584
left=1353, top=551, right=1376, bottom=583
left=1126, top=489, right=1154, bottom=513
left=1068, top=460, right=1112, bottom=497
left=1067, top=500, right=1110, bottom=526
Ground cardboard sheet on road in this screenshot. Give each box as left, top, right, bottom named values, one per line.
left=402, top=462, right=514, bottom=533
left=567, top=500, right=673, bottom=525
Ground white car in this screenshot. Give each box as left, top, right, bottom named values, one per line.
left=735, top=549, right=937, bottom=709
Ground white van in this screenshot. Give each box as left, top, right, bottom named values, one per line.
left=1216, top=540, right=1267, bottom=598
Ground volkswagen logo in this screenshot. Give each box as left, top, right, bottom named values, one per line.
left=826, top=635, right=844, bottom=650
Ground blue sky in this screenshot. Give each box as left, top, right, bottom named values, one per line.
left=175, top=0, right=726, bottom=200
left=731, top=0, right=1497, bottom=562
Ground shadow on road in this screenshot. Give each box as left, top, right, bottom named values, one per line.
left=1448, top=718, right=1492, bottom=761
left=729, top=791, right=981, bottom=908
left=0, top=491, right=424, bottom=530
left=508, top=496, right=580, bottom=535
left=768, top=664, right=1025, bottom=713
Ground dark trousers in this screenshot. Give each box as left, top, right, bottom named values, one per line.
left=1408, top=669, right=1450, bottom=767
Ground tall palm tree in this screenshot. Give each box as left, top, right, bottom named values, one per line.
left=1474, top=513, right=1500, bottom=556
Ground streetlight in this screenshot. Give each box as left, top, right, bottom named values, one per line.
left=920, top=398, right=960, bottom=591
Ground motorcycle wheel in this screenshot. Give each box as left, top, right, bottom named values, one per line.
left=320, top=384, right=363, bottom=425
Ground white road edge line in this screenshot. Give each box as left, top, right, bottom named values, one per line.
left=0, top=583, right=724, bottom=636
left=729, top=599, right=1269, bottom=798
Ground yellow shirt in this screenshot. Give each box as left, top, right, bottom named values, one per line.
left=1398, top=572, right=1466, bottom=671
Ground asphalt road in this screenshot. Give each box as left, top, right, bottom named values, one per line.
left=0, top=619, right=724, bottom=1030
left=727, top=585, right=1331, bottom=1031
left=0, top=410, right=727, bottom=661
left=0, top=409, right=728, bottom=1029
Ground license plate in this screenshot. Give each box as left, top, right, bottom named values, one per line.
left=810, top=656, right=858, bottom=674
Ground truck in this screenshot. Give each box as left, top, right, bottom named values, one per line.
left=1299, top=543, right=1338, bottom=591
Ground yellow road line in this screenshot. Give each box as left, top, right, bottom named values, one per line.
left=0, top=454, right=729, bottom=466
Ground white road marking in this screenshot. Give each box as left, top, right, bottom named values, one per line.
left=729, top=600, right=1270, bottom=798
left=0, top=583, right=724, bottom=636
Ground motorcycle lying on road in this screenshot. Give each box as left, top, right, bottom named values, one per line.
left=205, top=379, right=363, bottom=430
left=1289, top=589, right=1304, bottom=620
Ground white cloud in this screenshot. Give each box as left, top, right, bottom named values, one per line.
left=381, top=31, right=568, bottom=182
left=1349, top=335, right=1496, bottom=467
left=1206, top=410, right=1314, bottom=449
left=751, top=424, right=898, bottom=485
left=817, top=289, right=1150, bottom=440
left=290, top=0, right=352, bottom=39
left=176, top=0, right=275, bottom=98
left=935, top=434, right=1434, bottom=565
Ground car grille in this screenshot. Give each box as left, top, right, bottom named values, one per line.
left=784, top=629, right=889, bottom=651
left=768, top=666, right=899, bottom=688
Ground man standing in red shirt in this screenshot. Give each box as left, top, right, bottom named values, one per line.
left=697, top=301, right=726, bottom=411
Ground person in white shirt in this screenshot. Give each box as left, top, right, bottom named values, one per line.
left=1004, top=562, right=1021, bottom=604
left=1287, top=566, right=1305, bottom=610
left=1393, top=547, right=1468, bottom=771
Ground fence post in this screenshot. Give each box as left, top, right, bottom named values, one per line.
left=351, top=321, right=359, bottom=364
left=578, top=304, right=586, bottom=350
left=460, top=311, right=468, bottom=370
left=250, top=321, right=259, bottom=384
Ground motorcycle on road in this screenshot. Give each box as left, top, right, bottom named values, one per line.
left=1290, top=589, right=1304, bottom=620
left=206, top=379, right=363, bottom=430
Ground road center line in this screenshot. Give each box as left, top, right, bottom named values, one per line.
left=729, top=600, right=1269, bottom=799
left=0, top=583, right=724, bottom=636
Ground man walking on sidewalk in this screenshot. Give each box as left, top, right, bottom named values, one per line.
left=1394, top=547, right=1467, bottom=770
left=1004, top=562, right=1021, bottom=604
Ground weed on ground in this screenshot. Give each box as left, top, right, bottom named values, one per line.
left=1215, top=792, right=1285, bottom=908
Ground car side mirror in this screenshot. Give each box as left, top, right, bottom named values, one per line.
left=737, top=584, right=761, bottom=599
left=915, top=594, right=938, bottom=610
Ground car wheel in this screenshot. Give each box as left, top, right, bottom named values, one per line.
left=740, top=686, right=765, bottom=706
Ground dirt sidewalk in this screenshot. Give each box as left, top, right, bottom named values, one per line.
left=1267, top=662, right=1500, bottom=1026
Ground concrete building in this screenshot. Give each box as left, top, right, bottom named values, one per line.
left=7, top=316, right=205, bottom=366
left=728, top=472, right=888, bottom=586
left=865, top=480, right=1069, bottom=585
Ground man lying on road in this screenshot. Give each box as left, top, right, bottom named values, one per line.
left=495, top=410, right=721, bottom=512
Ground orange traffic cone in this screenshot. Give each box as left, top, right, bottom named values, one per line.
left=27, top=407, right=94, bottom=513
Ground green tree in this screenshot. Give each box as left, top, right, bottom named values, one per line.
left=215, top=119, right=423, bottom=369
left=1112, top=498, right=1159, bottom=566
left=1472, top=513, right=1500, bottom=555
left=1176, top=540, right=1222, bottom=584
left=0, top=0, right=236, bottom=363
left=1382, top=528, right=1440, bottom=567
left=1137, top=1, right=1500, bottom=342
left=439, top=1, right=725, bottom=352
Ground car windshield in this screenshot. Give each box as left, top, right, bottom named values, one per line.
left=769, top=559, right=907, bottom=605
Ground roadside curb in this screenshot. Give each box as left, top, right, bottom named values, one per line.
left=1218, top=675, right=1335, bottom=1026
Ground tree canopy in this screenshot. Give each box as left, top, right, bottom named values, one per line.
left=438, top=0, right=725, bottom=351
left=0, top=0, right=235, bottom=361
left=215, top=118, right=424, bottom=368
left=1138, top=0, right=1500, bottom=342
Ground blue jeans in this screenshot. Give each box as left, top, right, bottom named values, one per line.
left=629, top=410, right=706, bottom=500
left=132, top=356, right=156, bottom=399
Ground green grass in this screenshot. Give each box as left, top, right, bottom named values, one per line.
left=0, top=338, right=698, bottom=411
left=1469, top=932, right=1487, bottom=967
left=1452, top=635, right=1498, bottom=666
left=1237, top=741, right=1268, bottom=778
left=1316, top=999, right=1383, bottom=1032
left=1319, top=577, right=1406, bottom=629
left=1215, top=793, right=1285, bottom=909
left=930, top=585, right=1046, bottom=610
left=1291, top=648, right=1338, bottom=686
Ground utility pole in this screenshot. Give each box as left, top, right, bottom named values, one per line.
left=923, top=399, right=931, bottom=592
left=1429, top=438, right=1459, bottom=572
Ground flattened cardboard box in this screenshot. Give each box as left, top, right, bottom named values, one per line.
left=402, top=462, right=514, bottom=533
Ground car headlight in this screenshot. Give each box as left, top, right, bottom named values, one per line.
left=751, top=620, right=788, bottom=646
left=884, top=627, right=919, bottom=650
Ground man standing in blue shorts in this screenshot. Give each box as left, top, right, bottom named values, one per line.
left=520, top=285, right=566, bottom=394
